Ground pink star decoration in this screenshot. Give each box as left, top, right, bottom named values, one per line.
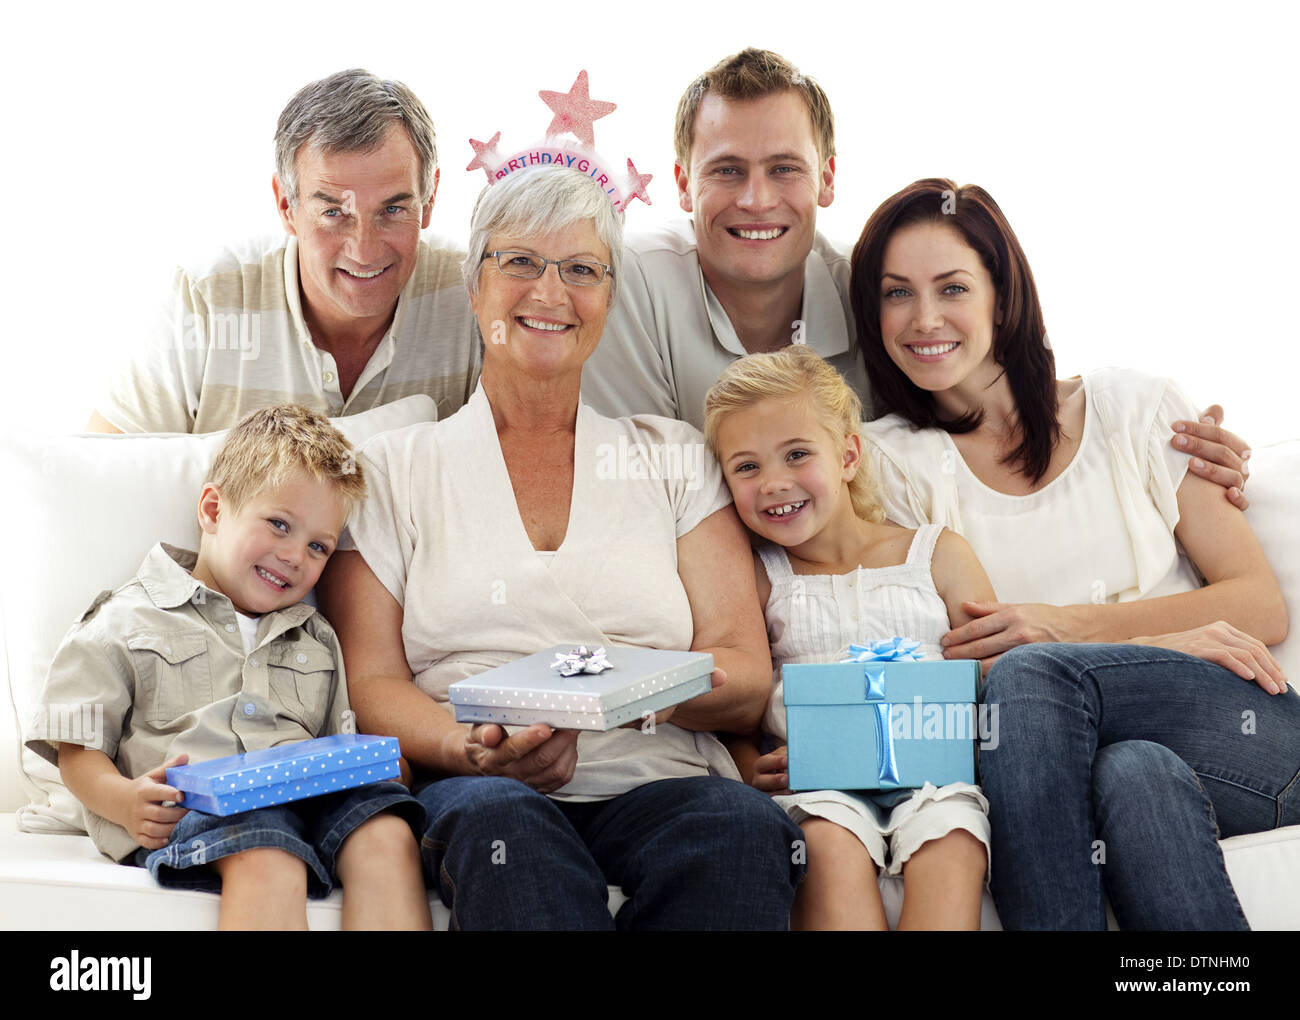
left=466, top=131, right=502, bottom=179
left=539, top=71, right=616, bottom=147
left=625, top=159, right=652, bottom=207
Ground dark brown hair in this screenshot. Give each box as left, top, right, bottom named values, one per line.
left=850, top=178, right=1059, bottom=482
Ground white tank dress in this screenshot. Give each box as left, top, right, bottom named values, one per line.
left=760, top=524, right=991, bottom=877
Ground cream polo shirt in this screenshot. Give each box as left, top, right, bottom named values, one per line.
left=581, top=219, right=872, bottom=430
left=27, top=543, right=352, bottom=861
left=99, top=234, right=482, bottom=434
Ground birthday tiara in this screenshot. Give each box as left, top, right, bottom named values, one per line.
left=466, top=71, right=651, bottom=213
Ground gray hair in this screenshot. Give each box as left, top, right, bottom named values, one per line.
left=275, top=69, right=438, bottom=205
left=463, top=165, right=624, bottom=305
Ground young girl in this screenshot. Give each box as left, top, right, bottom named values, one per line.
left=704, top=343, right=996, bottom=930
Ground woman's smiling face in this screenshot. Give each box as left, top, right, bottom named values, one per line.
left=471, top=219, right=612, bottom=383
left=878, top=220, right=1001, bottom=399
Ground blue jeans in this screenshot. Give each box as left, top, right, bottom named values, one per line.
left=416, top=775, right=804, bottom=930
left=138, top=781, right=424, bottom=897
left=980, top=643, right=1300, bottom=930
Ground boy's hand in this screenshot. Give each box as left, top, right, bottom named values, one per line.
left=122, top=755, right=190, bottom=850
left=751, top=746, right=792, bottom=797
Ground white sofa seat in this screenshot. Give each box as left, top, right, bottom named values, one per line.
left=4, top=408, right=1300, bottom=930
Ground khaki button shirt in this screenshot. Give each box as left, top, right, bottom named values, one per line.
left=26, top=543, right=352, bottom=861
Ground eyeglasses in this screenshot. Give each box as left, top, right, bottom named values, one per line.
left=482, top=250, right=612, bottom=287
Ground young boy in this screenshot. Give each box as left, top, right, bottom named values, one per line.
left=27, top=406, right=430, bottom=930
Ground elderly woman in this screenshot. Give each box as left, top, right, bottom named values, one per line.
left=318, top=165, right=802, bottom=930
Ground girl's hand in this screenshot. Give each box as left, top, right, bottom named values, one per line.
left=1130, top=622, right=1289, bottom=695
left=942, top=601, right=1084, bottom=671
left=752, top=746, right=792, bottom=797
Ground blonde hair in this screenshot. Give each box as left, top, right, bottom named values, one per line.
left=206, top=405, right=367, bottom=521
left=704, top=346, right=885, bottom=524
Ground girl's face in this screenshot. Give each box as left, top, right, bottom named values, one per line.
left=713, top=395, right=859, bottom=549
left=878, top=221, right=1001, bottom=400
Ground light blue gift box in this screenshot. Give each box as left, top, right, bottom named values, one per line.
left=783, top=659, right=980, bottom=792
left=166, top=734, right=401, bottom=815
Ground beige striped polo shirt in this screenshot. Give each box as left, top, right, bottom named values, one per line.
left=99, top=234, right=482, bottom=434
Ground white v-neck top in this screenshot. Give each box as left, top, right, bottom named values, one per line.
left=342, top=384, right=737, bottom=798
left=863, top=367, right=1203, bottom=606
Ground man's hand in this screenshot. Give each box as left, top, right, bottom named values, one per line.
left=120, top=755, right=190, bottom=850
left=751, top=746, right=792, bottom=797
left=1132, top=622, right=1287, bottom=695
left=942, top=601, right=1083, bottom=673
left=464, top=724, right=580, bottom=794
left=1172, top=404, right=1251, bottom=511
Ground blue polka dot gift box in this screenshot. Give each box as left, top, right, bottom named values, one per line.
left=165, top=735, right=402, bottom=815
left=449, top=645, right=714, bottom=731
left=784, top=640, right=981, bottom=792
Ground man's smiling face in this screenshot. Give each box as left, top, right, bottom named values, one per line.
left=675, top=89, right=834, bottom=298
left=274, top=123, right=435, bottom=341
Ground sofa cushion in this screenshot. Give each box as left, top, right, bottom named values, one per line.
left=1, top=395, right=438, bottom=830
left=1243, top=440, right=1300, bottom=679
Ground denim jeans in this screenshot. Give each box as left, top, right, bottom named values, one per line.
left=416, top=775, right=805, bottom=930
left=980, top=643, right=1300, bottom=930
left=138, top=780, right=425, bottom=897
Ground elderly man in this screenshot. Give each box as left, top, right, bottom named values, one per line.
left=88, top=69, right=480, bottom=434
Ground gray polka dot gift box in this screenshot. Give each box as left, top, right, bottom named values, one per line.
left=448, top=646, right=714, bottom=731
left=165, top=734, right=402, bottom=815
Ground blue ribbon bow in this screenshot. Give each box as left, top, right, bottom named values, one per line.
left=839, top=638, right=923, bottom=786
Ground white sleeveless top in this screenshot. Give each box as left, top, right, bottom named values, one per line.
left=758, top=524, right=951, bottom=740
left=862, top=368, right=1203, bottom=606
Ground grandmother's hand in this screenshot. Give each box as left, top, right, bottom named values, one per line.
left=464, top=723, right=580, bottom=793
left=1130, top=622, right=1288, bottom=695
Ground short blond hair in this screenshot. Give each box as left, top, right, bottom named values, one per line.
left=207, top=406, right=367, bottom=521
left=674, top=48, right=835, bottom=169
left=704, top=346, right=884, bottom=524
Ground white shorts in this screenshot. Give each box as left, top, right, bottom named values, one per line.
left=774, top=782, right=991, bottom=878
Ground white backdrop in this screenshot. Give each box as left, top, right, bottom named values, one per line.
left=2, top=0, right=1296, bottom=443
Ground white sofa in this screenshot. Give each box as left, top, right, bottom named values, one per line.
left=3, top=398, right=1299, bottom=930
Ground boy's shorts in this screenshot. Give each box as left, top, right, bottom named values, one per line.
left=134, top=781, right=425, bottom=898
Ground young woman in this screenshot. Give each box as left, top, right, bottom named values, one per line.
left=849, top=178, right=1300, bottom=930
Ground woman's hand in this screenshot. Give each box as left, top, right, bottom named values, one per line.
left=751, top=746, right=792, bottom=797
left=1131, top=622, right=1289, bottom=695
left=463, top=723, right=580, bottom=793
left=942, top=601, right=1088, bottom=671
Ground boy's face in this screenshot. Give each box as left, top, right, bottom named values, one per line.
left=193, top=469, right=348, bottom=616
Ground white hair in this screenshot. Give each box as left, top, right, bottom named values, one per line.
left=463, top=165, right=624, bottom=304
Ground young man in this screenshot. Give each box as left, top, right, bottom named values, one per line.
left=88, top=69, right=481, bottom=434
left=29, top=406, right=430, bottom=930
left=583, top=48, right=867, bottom=430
